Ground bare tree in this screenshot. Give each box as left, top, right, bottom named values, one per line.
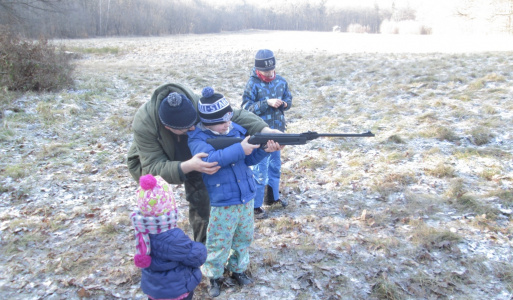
left=0, top=0, right=63, bottom=20
left=456, top=0, right=513, bottom=33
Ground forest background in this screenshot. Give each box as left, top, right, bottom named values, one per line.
left=1, top=0, right=513, bottom=38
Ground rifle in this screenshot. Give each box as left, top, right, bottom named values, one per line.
left=206, top=131, right=375, bottom=150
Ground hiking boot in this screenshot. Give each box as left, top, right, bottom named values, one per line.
left=232, top=272, right=253, bottom=286
left=254, top=207, right=268, bottom=219
left=264, top=185, right=275, bottom=206
left=265, top=186, right=288, bottom=207
left=209, top=278, right=221, bottom=297
left=277, top=198, right=288, bottom=207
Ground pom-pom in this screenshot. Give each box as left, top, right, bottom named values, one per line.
left=140, top=174, right=157, bottom=190
left=202, top=86, right=214, bottom=98
left=134, top=254, right=152, bottom=268
left=166, top=92, right=182, bottom=107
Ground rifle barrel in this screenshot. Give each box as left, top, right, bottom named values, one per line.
left=316, top=131, right=375, bottom=137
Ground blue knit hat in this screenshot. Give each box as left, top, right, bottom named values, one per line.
left=198, top=87, right=233, bottom=125
left=158, top=92, right=197, bottom=129
left=255, top=49, right=275, bottom=71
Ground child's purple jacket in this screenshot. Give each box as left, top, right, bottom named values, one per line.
left=141, top=228, right=206, bottom=299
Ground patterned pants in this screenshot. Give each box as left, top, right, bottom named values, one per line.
left=200, top=200, right=254, bottom=279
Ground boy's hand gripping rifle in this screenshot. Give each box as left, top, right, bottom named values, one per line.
left=206, top=131, right=375, bottom=150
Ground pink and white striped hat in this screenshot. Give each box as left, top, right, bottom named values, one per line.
left=131, top=174, right=178, bottom=268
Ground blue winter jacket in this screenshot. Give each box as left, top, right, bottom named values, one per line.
left=187, top=122, right=270, bottom=207
left=241, top=67, right=292, bottom=131
left=141, top=228, right=207, bottom=299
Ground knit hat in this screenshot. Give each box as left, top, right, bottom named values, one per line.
left=255, top=49, right=276, bottom=71
left=198, top=87, right=233, bottom=125
left=136, top=174, right=176, bottom=217
left=158, top=92, right=197, bottom=129
left=131, top=174, right=178, bottom=268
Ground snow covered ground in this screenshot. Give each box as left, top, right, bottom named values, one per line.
left=1, top=30, right=513, bottom=299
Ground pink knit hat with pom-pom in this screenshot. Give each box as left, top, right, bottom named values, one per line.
left=137, top=174, right=176, bottom=217
left=131, top=174, right=178, bottom=268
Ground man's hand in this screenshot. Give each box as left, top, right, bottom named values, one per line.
left=240, top=136, right=260, bottom=155
left=259, top=128, right=286, bottom=150
left=181, top=153, right=220, bottom=175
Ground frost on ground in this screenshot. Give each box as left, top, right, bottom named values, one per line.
left=0, top=30, right=512, bottom=299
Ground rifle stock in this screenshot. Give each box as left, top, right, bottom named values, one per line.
left=206, top=131, right=374, bottom=150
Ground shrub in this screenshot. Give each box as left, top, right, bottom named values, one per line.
left=0, top=27, right=74, bottom=91
left=380, top=19, right=432, bottom=35
left=347, top=23, right=370, bottom=33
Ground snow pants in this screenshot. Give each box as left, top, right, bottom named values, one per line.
left=252, top=150, right=281, bottom=208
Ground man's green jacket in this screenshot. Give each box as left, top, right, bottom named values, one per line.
left=127, top=83, right=268, bottom=184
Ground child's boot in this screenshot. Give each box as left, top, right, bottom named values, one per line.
left=232, top=272, right=253, bottom=286
left=264, top=185, right=274, bottom=205
left=208, top=278, right=221, bottom=297
left=265, top=186, right=288, bottom=207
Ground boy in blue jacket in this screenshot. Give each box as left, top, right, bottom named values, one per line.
left=188, top=87, right=282, bottom=297
left=242, top=49, right=293, bottom=218
left=131, top=174, right=207, bottom=300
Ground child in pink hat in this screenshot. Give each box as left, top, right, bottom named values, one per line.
left=131, top=174, right=206, bottom=300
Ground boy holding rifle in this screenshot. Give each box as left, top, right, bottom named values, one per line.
left=188, top=87, right=282, bottom=297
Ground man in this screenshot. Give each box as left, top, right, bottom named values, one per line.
left=127, top=83, right=278, bottom=244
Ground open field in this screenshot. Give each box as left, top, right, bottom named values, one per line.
left=1, top=30, right=513, bottom=299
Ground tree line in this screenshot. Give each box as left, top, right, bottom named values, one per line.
left=1, top=0, right=394, bottom=38
left=1, top=0, right=513, bottom=38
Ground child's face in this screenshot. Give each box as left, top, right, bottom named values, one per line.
left=259, top=69, right=275, bottom=76
left=206, top=121, right=231, bottom=134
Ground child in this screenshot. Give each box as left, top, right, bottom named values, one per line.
left=187, top=87, right=281, bottom=297
left=241, top=49, right=293, bottom=219
left=131, top=174, right=207, bottom=300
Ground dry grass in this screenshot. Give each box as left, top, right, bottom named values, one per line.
left=0, top=31, right=512, bottom=299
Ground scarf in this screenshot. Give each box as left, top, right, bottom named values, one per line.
left=257, top=70, right=276, bottom=83
left=131, top=208, right=178, bottom=268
